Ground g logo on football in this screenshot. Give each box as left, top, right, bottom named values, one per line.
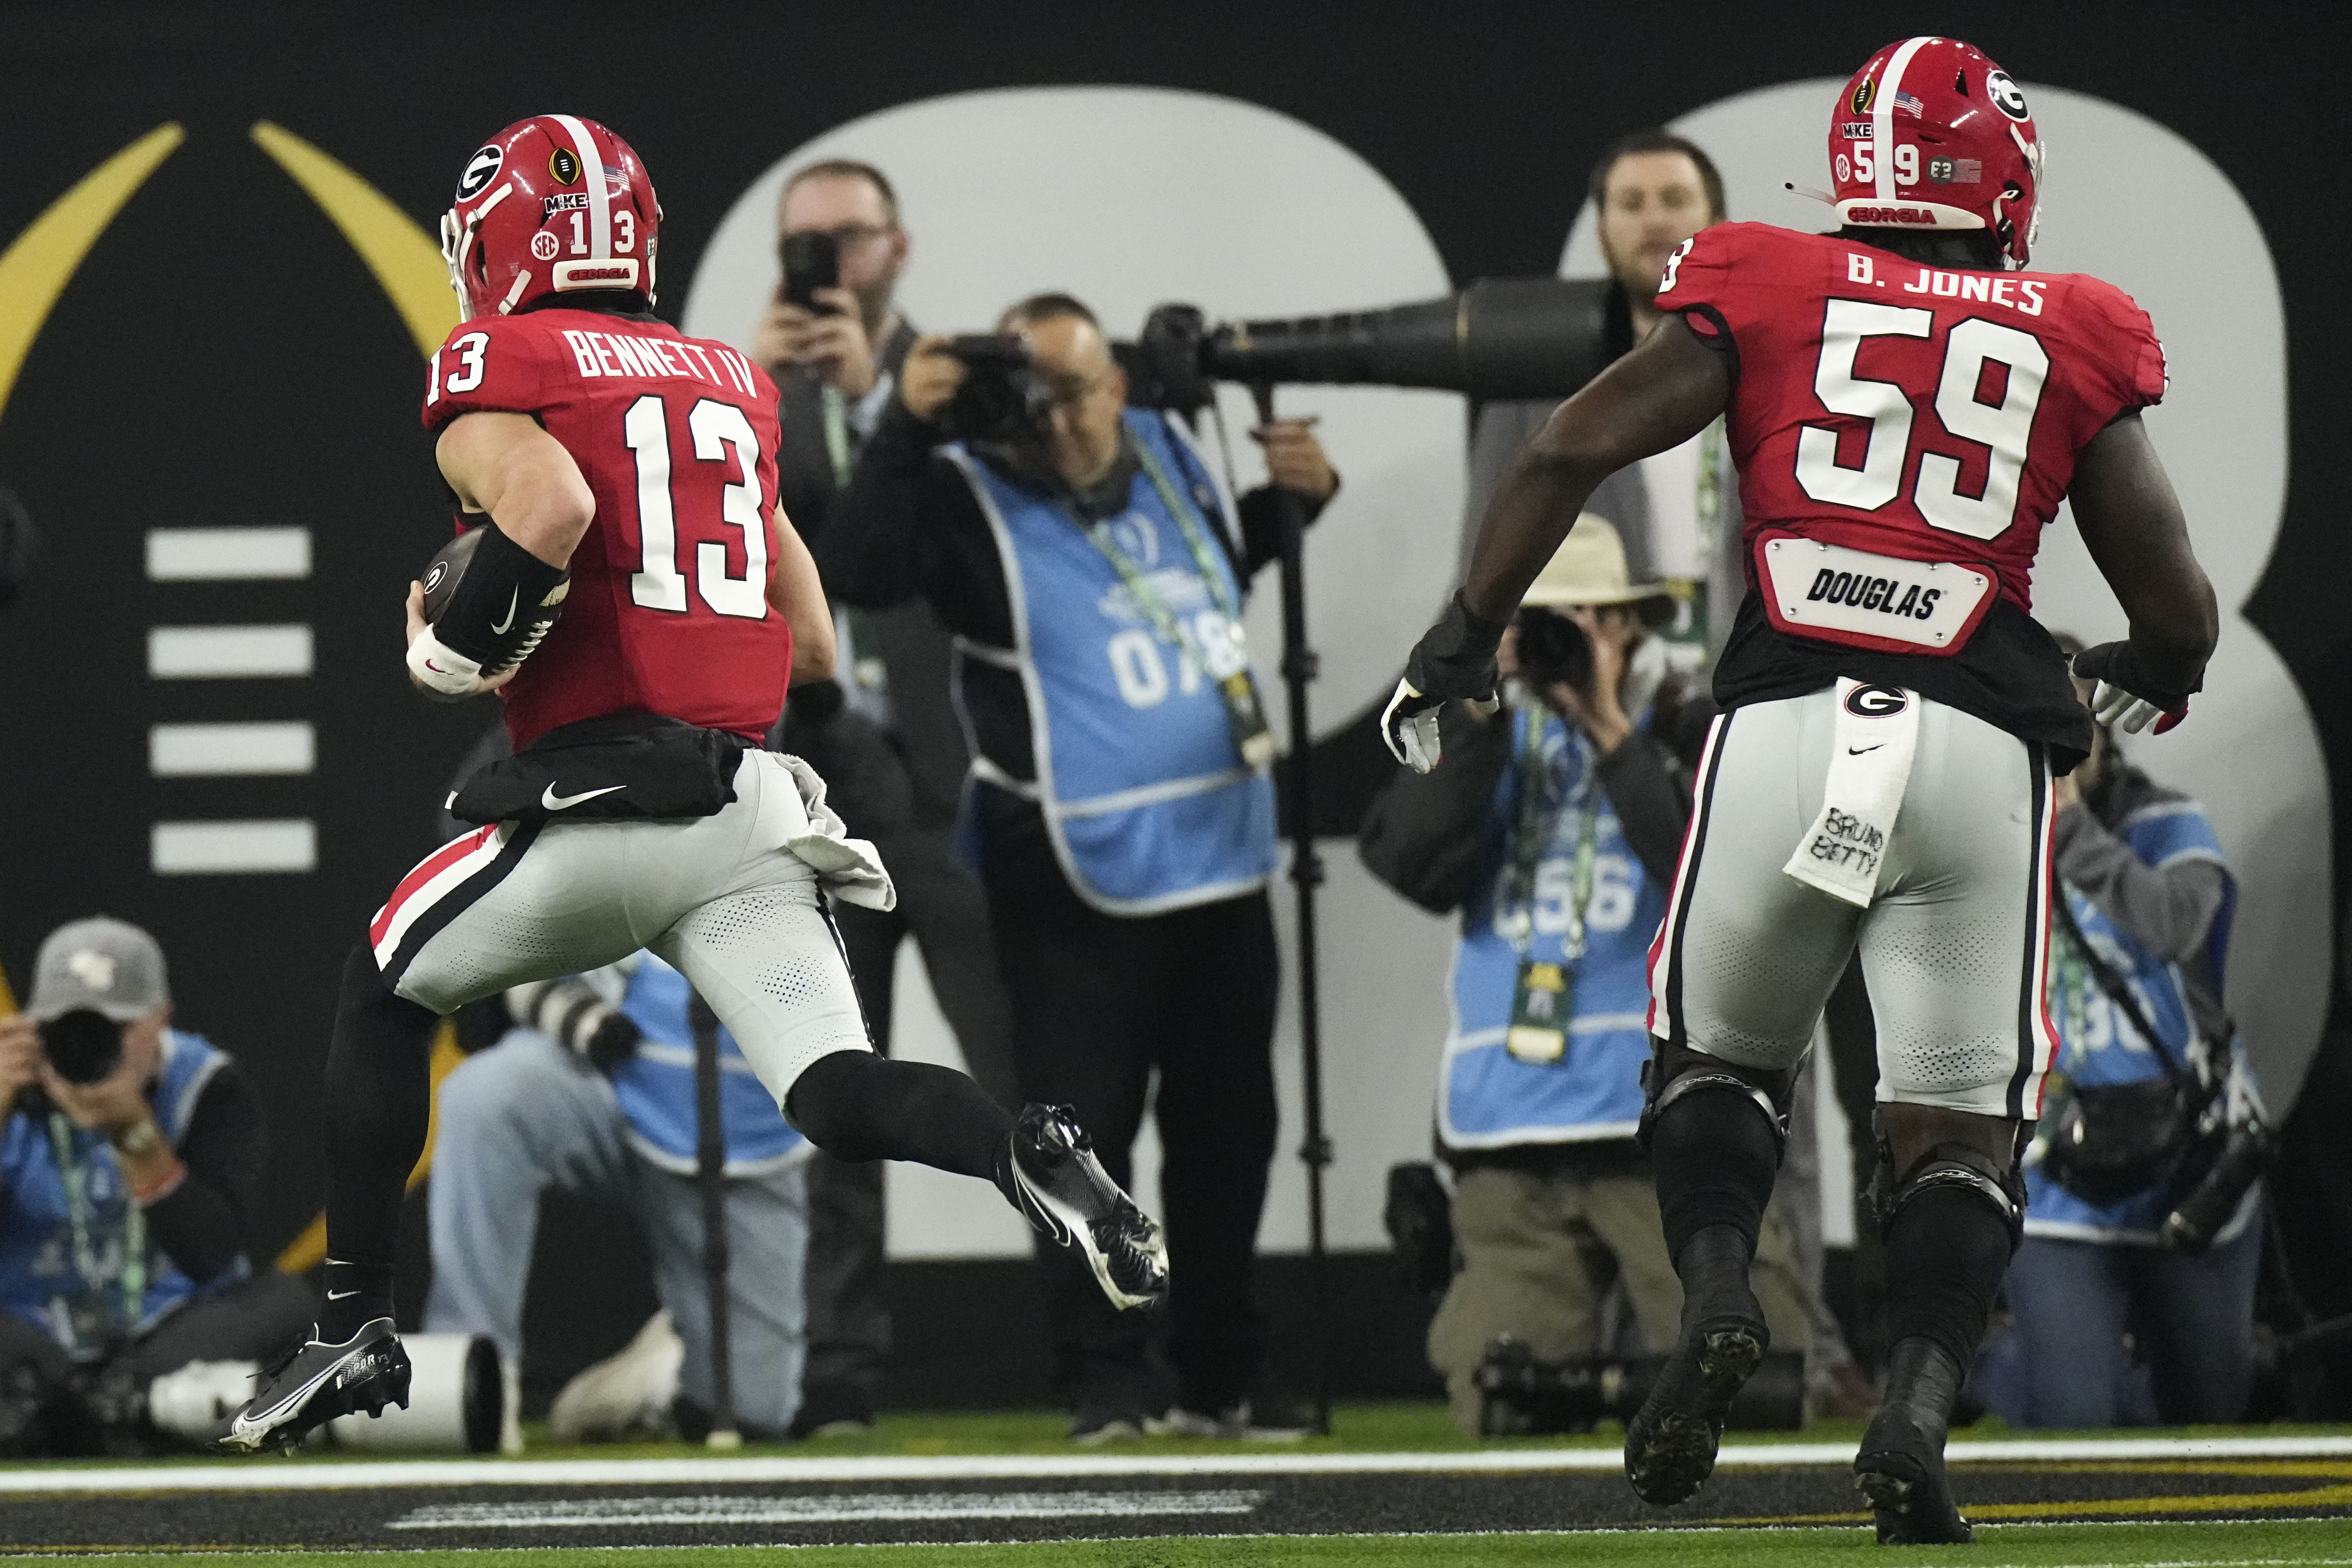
left=456, top=144, right=503, bottom=200
left=530, top=231, right=560, bottom=260
left=1986, top=70, right=2031, bottom=121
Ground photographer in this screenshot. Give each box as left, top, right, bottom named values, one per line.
left=823, top=292, right=1336, bottom=1441
left=1464, top=130, right=1734, bottom=672
left=1970, top=649, right=2265, bottom=1427
left=424, top=954, right=812, bottom=1441
left=751, top=159, right=1019, bottom=1438
left=0, top=918, right=308, bottom=1454
left=1360, top=518, right=1808, bottom=1432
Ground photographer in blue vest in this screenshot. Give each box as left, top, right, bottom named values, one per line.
left=823, top=292, right=1337, bottom=1441
left=1360, top=519, right=1807, bottom=1433
left=1970, top=648, right=2266, bottom=1427
left=0, top=917, right=310, bottom=1454
left=424, top=953, right=811, bottom=1441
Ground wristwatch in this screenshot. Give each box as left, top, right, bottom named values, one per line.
left=114, top=1118, right=162, bottom=1155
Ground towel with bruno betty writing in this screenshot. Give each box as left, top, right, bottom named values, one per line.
left=1784, top=680, right=1920, bottom=908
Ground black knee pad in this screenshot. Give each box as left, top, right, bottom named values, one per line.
left=1872, top=1138, right=2027, bottom=1251
left=1636, top=1035, right=1799, bottom=1163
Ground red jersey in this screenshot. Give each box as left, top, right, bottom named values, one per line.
left=1657, top=222, right=2165, bottom=657
left=421, top=308, right=791, bottom=750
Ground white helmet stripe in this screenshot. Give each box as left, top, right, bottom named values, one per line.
left=548, top=113, right=611, bottom=260
left=1874, top=35, right=1935, bottom=202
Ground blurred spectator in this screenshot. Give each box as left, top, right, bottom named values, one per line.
left=0, top=481, right=36, bottom=612
left=1463, top=130, right=1735, bottom=672
left=423, top=955, right=811, bottom=1441
left=823, top=292, right=1337, bottom=1441
left=1359, top=518, right=1809, bottom=1431
left=0, top=917, right=309, bottom=1455
left=1972, top=657, right=2263, bottom=1427
left=753, top=158, right=1020, bottom=1438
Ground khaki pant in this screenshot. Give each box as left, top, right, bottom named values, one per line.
left=1426, top=1164, right=1811, bottom=1433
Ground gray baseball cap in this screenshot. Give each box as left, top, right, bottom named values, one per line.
left=26, top=917, right=170, bottom=1022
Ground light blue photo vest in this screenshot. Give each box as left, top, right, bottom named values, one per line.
left=947, top=408, right=1276, bottom=914
left=2025, top=798, right=2257, bottom=1245
left=608, top=954, right=808, bottom=1177
left=1440, top=710, right=1667, bottom=1151
left=0, top=1029, right=231, bottom=1352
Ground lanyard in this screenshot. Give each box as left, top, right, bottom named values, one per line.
left=820, top=384, right=852, bottom=489
left=1694, top=415, right=1728, bottom=553
left=1496, top=703, right=1603, bottom=961
left=1070, top=435, right=1244, bottom=672
left=48, top=1114, right=146, bottom=1333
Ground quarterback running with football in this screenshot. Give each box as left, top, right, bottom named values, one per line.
left=222, top=117, right=1167, bottom=1453
left=1385, top=39, right=2216, bottom=1544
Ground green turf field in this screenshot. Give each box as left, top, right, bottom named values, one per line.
left=15, top=1518, right=2352, bottom=1565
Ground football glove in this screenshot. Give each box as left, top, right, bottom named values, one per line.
left=1382, top=593, right=1508, bottom=772
left=2072, top=639, right=2199, bottom=735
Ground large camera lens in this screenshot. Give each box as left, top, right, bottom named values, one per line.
left=939, top=336, right=1054, bottom=443
left=38, top=1008, right=124, bottom=1086
left=1514, top=607, right=1593, bottom=693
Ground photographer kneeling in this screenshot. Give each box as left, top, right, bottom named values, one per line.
left=1360, top=520, right=1807, bottom=1434
left=0, top=918, right=309, bottom=1454
left=822, top=294, right=1337, bottom=1441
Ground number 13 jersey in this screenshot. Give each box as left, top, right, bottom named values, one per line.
left=421, top=308, right=791, bottom=751
left=1657, top=221, right=2167, bottom=766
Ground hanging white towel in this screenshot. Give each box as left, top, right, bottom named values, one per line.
left=1782, top=680, right=1920, bottom=908
left=760, top=751, right=898, bottom=911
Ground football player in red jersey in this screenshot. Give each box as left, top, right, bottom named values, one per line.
left=1385, top=39, right=2217, bottom=1544
left=222, top=117, right=1167, bottom=1454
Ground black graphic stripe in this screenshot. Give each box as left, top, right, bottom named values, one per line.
left=1664, top=710, right=1734, bottom=1049
left=380, top=818, right=546, bottom=992
left=812, top=896, right=880, bottom=1052
left=2006, top=743, right=2052, bottom=1119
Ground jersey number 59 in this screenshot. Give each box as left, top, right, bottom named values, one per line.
left=1797, top=300, right=2050, bottom=541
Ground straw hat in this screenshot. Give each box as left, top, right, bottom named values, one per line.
left=1521, top=513, right=1677, bottom=624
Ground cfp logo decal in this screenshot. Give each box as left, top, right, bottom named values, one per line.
left=66, top=949, right=117, bottom=993
left=2, top=120, right=463, bottom=434
left=1986, top=70, right=2031, bottom=122
left=1850, top=76, right=1876, bottom=115
left=456, top=143, right=503, bottom=200
left=548, top=145, right=582, bottom=185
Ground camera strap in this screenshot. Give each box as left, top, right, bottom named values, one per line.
left=2049, top=890, right=2195, bottom=1090
left=47, top=1115, right=145, bottom=1340
left=1072, top=440, right=1276, bottom=769
left=1499, top=703, right=1602, bottom=1066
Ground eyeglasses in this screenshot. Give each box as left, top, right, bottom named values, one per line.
left=783, top=221, right=896, bottom=248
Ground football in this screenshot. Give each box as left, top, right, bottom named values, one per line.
left=419, top=525, right=483, bottom=622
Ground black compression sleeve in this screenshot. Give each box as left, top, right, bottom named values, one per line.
left=784, top=1050, right=1011, bottom=1177
left=434, top=519, right=569, bottom=670
left=144, top=1063, right=268, bottom=1283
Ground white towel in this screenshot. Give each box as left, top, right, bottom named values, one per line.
left=761, top=752, right=898, bottom=912
left=1782, top=680, right=1920, bottom=908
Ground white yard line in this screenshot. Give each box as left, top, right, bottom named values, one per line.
left=4, top=1434, right=2352, bottom=1494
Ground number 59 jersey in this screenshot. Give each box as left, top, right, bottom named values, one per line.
left=1657, top=221, right=2166, bottom=654
left=421, top=308, right=791, bottom=751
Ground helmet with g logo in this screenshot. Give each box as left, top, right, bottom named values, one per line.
left=1829, top=37, right=2045, bottom=268
left=439, top=115, right=661, bottom=320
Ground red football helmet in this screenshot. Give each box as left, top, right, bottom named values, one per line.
left=439, top=115, right=661, bottom=320
left=1828, top=37, right=2045, bottom=268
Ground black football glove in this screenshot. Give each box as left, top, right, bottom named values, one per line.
left=1382, top=592, right=1509, bottom=772
left=2072, top=639, right=2201, bottom=735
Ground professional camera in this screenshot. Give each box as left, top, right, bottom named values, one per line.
left=1475, top=1335, right=1804, bottom=1435
left=937, top=334, right=1055, bottom=444
left=1118, top=277, right=1620, bottom=413
left=1513, top=607, right=1594, bottom=694
left=37, top=1007, right=124, bottom=1087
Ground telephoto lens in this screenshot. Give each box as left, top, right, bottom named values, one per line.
left=2161, top=1119, right=2274, bottom=1253
left=38, top=1008, right=124, bottom=1086
left=1513, top=607, right=1594, bottom=693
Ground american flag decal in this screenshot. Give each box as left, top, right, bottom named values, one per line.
left=1895, top=89, right=1926, bottom=117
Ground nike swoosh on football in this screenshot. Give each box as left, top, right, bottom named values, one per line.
left=542, top=783, right=627, bottom=811
left=490, top=588, right=518, bottom=635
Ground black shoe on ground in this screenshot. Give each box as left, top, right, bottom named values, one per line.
left=1069, top=1392, right=1162, bottom=1445
left=787, top=1382, right=877, bottom=1441
left=1150, top=1392, right=1319, bottom=1441
left=1622, top=1227, right=1768, bottom=1507
left=217, top=1317, right=410, bottom=1454
left=1854, top=1338, right=1973, bottom=1545
left=1001, top=1104, right=1169, bottom=1312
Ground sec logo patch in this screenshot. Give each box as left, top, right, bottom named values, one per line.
left=530, top=230, right=560, bottom=260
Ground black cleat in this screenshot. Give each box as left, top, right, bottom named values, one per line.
left=1001, top=1104, right=1169, bottom=1311
left=1621, top=1318, right=1766, bottom=1505
left=217, top=1317, right=411, bottom=1454
left=1855, top=1338, right=1974, bottom=1544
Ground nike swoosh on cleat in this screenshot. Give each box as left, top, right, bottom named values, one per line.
left=325, top=1289, right=358, bottom=1300
left=491, top=589, right=517, bottom=636
left=541, top=783, right=626, bottom=811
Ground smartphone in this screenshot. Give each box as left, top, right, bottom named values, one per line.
left=779, top=231, right=840, bottom=311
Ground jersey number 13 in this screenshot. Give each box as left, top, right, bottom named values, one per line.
left=622, top=394, right=769, bottom=619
